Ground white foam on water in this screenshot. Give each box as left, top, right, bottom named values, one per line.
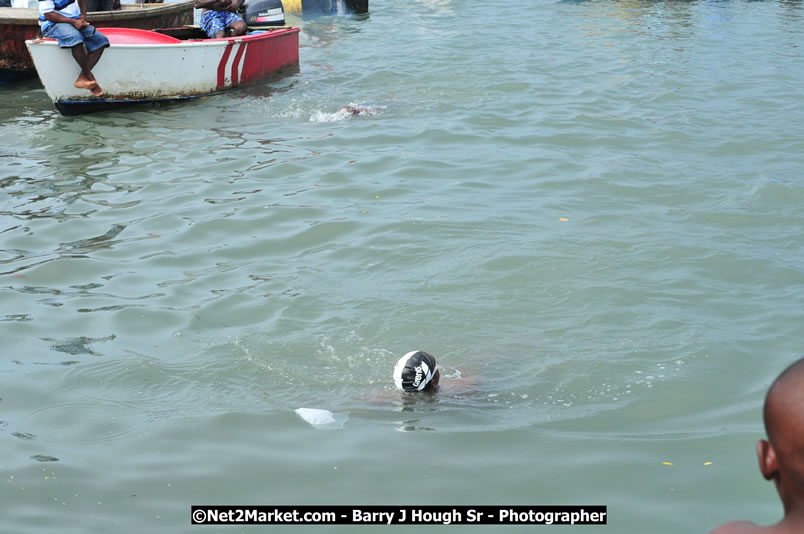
left=309, top=104, right=384, bottom=123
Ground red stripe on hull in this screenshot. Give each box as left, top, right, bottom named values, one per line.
left=230, top=42, right=247, bottom=86
left=216, top=41, right=235, bottom=90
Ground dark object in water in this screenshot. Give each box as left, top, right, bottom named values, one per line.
left=31, top=455, right=59, bottom=462
left=344, top=0, right=367, bottom=13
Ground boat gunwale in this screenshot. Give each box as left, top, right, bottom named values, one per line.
left=25, top=26, right=300, bottom=49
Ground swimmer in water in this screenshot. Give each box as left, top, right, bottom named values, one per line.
left=339, top=105, right=372, bottom=116
left=711, top=357, right=804, bottom=534
left=393, top=351, right=440, bottom=392
left=391, top=350, right=482, bottom=396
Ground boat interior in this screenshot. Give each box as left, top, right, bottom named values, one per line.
left=96, top=25, right=290, bottom=44
left=156, top=25, right=286, bottom=41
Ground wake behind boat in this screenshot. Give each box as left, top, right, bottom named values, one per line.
left=25, top=26, right=300, bottom=115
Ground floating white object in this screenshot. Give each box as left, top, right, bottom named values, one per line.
left=295, top=408, right=347, bottom=429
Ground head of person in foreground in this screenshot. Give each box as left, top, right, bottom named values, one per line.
left=711, top=357, right=804, bottom=534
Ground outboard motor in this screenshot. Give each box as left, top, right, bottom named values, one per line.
left=240, top=0, right=285, bottom=27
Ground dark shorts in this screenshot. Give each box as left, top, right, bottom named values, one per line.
left=42, top=22, right=110, bottom=53
left=200, top=10, right=244, bottom=38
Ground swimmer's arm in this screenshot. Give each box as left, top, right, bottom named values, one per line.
left=446, top=371, right=482, bottom=387
left=439, top=369, right=482, bottom=394
left=362, top=388, right=398, bottom=404
left=710, top=520, right=761, bottom=534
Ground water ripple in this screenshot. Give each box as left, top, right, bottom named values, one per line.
left=0, top=2, right=802, bottom=532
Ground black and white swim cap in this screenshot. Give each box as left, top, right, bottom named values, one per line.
left=393, top=351, right=438, bottom=392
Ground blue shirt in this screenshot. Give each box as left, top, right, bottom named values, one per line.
left=39, top=0, right=81, bottom=31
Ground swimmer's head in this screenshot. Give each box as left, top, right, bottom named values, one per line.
left=393, top=351, right=440, bottom=392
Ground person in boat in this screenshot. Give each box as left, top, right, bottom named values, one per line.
left=194, top=0, right=247, bottom=39
left=38, top=0, right=110, bottom=97
left=711, top=357, right=804, bottom=534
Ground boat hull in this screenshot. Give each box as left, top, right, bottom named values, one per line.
left=0, top=1, right=194, bottom=78
left=26, top=27, right=300, bottom=115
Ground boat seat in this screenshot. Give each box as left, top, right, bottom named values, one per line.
left=102, top=27, right=182, bottom=45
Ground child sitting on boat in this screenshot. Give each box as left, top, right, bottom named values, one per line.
left=38, top=0, right=109, bottom=96
left=194, top=0, right=247, bottom=39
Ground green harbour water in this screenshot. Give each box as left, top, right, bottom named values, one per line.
left=1, top=0, right=803, bottom=532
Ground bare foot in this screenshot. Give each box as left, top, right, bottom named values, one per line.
left=74, top=77, right=98, bottom=90
left=90, top=84, right=104, bottom=97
